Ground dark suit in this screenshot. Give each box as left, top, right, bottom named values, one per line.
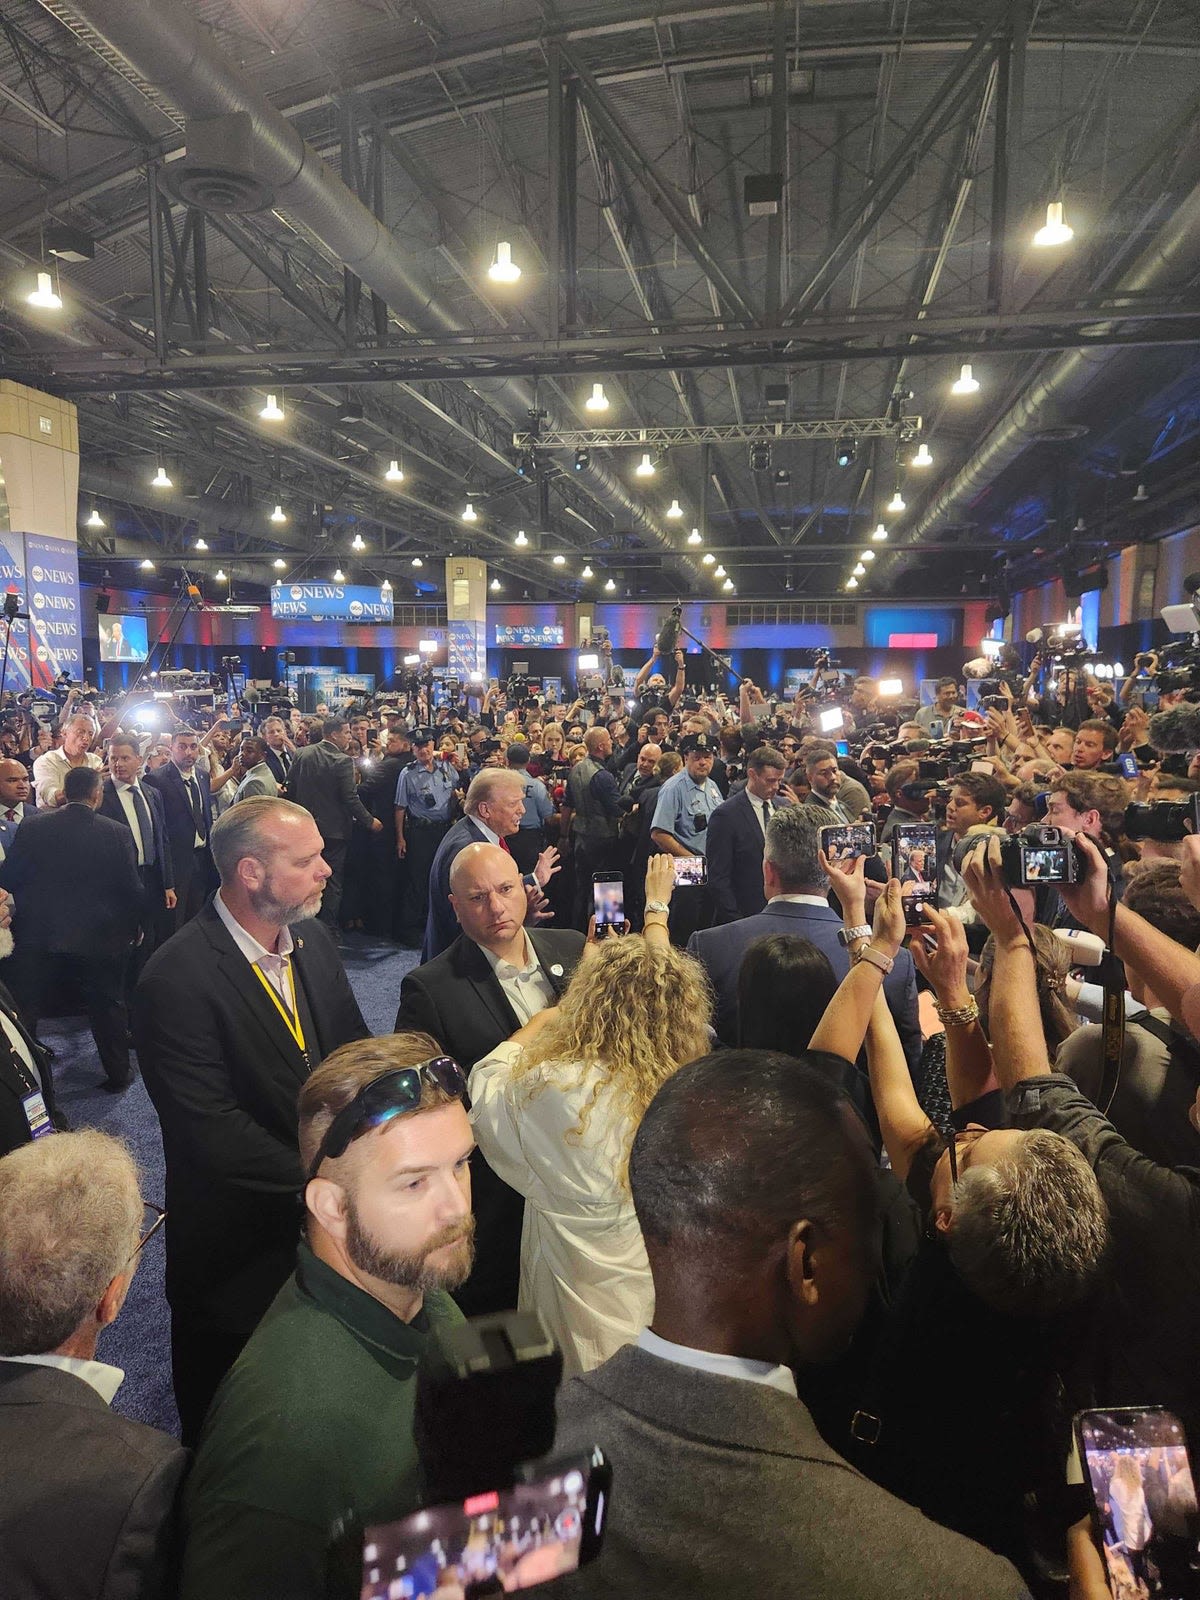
left=144, top=761, right=214, bottom=928
left=0, top=979, right=61, bottom=1157
left=357, top=752, right=411, bottom=936
left=0, top=1361, right=188, bottom=1600
left=0, top=804, right=143, bottom=1087
left=705, top=788, right=784, bottom=923
left=100, top=778, right=176, bottom=960
left=284, top=739, right=375, bottom=927
left=421, top=814, right=490, bottom=962
left=261, top=744, right=292, bottom=788
left=687, top=897, right=922, bottom=1072
left=395, top=926, right=585, bottom=1315
left=549, top=1346, right=1028, bottom=1600
left=133, top=902, right=369, bottom=1441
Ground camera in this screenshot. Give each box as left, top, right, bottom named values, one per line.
left=980, top=695, right=1008, bottom=713
left=917, top=758, right=952, bottom=782
left=976, top=679, right=1003, bottom=699
left=1123, top=796, right=1200, bottom=842
left=1000, top=824, right=1085, bottom=886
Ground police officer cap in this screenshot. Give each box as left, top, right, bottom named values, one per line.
left=680, top=731, right=714, bottom=755
left=411, top=727, right=434, bottom=745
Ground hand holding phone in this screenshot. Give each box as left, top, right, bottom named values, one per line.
left=891, top=821, right=940, bottom=925
left=592, top=873, right=625, bottom=930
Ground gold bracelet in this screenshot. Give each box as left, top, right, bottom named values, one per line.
left=933, top=998, right=980, bottom=1027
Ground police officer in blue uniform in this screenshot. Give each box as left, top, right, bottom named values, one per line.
left=650, top=730, right=722, bottom=945
left=393, top=729, right=464, bottom=946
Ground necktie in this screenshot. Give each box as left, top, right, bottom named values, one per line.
left=280, top=750, right=291, bottom=776
left=185, top=776, right=206, bottom=841
left=129, top=785, right=155, bottom=867
left=499, top=836, right=512, bottom=855
left=3, top=810, right=13, bottom=822
left=761, top=801, right=771, bottom=835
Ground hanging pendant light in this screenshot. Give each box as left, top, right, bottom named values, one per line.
left=911, top=442, right=933, bottom=468
left=487, top=241, right=521, bottom=282
left=270, top=504, right=287, bottom=524
left=951, top=363, right=980, bottom=396
left=26, top=270, right=62, bottom=310
left=461, top=500, right=477, bottom=523
left=871, top=523, right=889, bottom=541
left=151, top=464, right=172, bottom=489
left=1033, top=201, right=1074, bottom=248
left=259, top=393, right=284, bottom=421
left=666, top=499, right=683, bottom=519
left=385, top=459, right=405, bottom=482
left=84, top=506, right=105, bottom=529
left=887, top=489, right=906, bottom=514
left=584, top=383, right=609, bottom=413
left=687, top=527, right=702, bottom=546
left=634, top=453, right=655, bottom=477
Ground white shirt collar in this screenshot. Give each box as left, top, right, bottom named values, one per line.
left=4, top=1352, right=125, bottom=1404
left=214, top=889, right=294, bottom=966
left=481, top=931, right=538, bottom=981
left=473, top=818, right=502, bottom=847
left=768, top=893, right=831, bottom=909
left=637, top=1327, right=796, bottom=1397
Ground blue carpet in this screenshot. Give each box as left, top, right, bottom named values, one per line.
left=55, top=932, right=420, bottom=1439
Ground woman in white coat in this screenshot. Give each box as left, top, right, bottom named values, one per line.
left=469, top=855, right=711, bottom=1374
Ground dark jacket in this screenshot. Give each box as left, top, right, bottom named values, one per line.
left=99, top=777, right=176, bottom=892
left=687, top=897, right=922, bottom=1071
left=420, top=815, right=490, bottom=963
left=285, top=739, right=374, bottom=842
left=357, top=752, right=411, bottom=824
left=0, top=804, right=142, bottom=954
left=143, top=761, right=213, bottom=896
left=705, top=788, right=784, bottom=923
left=547, top=1345, right=1029, bottom=1600
left=0, top=979, right=61, bottom=1158
left=0, top=1360, right=187, bottom=1600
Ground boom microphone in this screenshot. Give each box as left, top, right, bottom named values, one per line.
left=655, top=603, right=684, bottom=658
left=1148, top=704, right=1200, bottom=753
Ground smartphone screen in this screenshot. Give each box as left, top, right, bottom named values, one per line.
left=819, top=707, right=845, bottom=734
left=970, top=758, right=995, bottom=774
left=1076, top=1407, right=1200, bottom=1599
left=361, top=1450, right=610, bottom=1599
left=835, top=739, right=850, bottom=757
left=820, top=823, right=877, bottom=864
left=592, top=873, right=625, bottom=929
left=673, top=855, right=708, bottom=887
left=1118, top=753, right=1139, bottom=779
left=891, top=821, right=939, bottom=925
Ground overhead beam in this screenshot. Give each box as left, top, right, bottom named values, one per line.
left=515, top=418, right=920, bottom=448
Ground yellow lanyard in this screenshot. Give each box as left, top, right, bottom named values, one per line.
left=251, top=959, right=306, bottom=1055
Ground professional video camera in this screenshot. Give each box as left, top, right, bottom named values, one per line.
left=1000, top=824, right=1086, bottom=886
left=1027, top=622, right=1092, bottom=664
left=1123, top=795, right=1200, bottom=843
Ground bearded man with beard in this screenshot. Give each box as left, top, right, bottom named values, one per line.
left=177, top=1035, right=472, bottom=1600
left=133, top=797, right=369, bottom=1443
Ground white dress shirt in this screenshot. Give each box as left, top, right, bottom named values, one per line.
left=481, top=932, right=555, bottom=1025
left=470, top=1041, right=653, bottom=1376
left=3, top=1352, right=124, bottom=1404
left=637, top=1326, right=797, bottom=1397
left=31, top=747, right=102, bottom=810
left=473, top=817, right=502, bottom=847
left=0, top=1002, right=41, bottom=1088
left=113, top=780, right=149, bottom=865
left=213, top=890, right=295, bottom=1011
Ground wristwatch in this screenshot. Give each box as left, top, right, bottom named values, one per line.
left=838, top=924, right=872, bottom=947
left=644, top=900, right=671, bottom=915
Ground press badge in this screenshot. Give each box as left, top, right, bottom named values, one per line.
left=21, top=1091, right=53, bottom=1139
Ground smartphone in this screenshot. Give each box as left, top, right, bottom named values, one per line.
left=820, top=823, right=877, bottom=864
left=673, top=855, right=708, bottom=888
left=819, top=707, right=845, bottom=734
left=970, top=758, right=995, bottom=775
left=835, top=738, right=850, bottom=757
left=1117, top=752, right=1139, bottom=780
left=891, top=821, right=940, bottom=926
left=1075, top=1407, right=1200, bottom=1598
left=360, top=1449, right=611, bottom=1599
left=592, top=872, right=625, bottom=930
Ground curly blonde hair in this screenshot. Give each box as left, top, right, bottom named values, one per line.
left=511, top=936, right=712, bottom=1171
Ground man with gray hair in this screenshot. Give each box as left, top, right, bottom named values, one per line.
left=31, top=710, right=102, bottom=809
left=134, top=795, right=369, bottom=1441
left=0, top=1129, right=187, bottom=1594
left=687, top=803, right=921, bottom=1064
left=421, top=767, right=559, bottom=962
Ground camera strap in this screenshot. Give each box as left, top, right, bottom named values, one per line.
left=1096, top=861, right=1125, bottom=1117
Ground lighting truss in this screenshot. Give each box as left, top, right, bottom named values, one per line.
left=511, top=417, right=923, bottom=450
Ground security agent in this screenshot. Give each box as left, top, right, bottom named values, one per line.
left=393, top=729, right=464, bottom=947
left=650, top=731, right=723, bottom=944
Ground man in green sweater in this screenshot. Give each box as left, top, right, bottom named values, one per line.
left=178, top=1032, right=474, bottom=1599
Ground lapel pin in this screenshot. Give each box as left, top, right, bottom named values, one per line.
left=295, top=938, right=304, bottom=948
left=549, top=963, right=563, bottom=977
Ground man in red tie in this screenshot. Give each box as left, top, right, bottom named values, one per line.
left=0, top=760, right=31, bottom=862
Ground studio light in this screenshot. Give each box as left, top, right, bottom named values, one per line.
left=666, top=499, right=683, bottom=519
left=1033, top=201, right=1074, bottom=248
left=259, top=393, right=284, bottom=421
left=418, top=639, right=437, bottom=654
left=878, top=679, right=903, bottom=697
left=702, top=553, right=715, bottom=565
left=1133, top=483, right=1148, bottom=503
left=487, top=241, right=521, bottom=282
left=722, top=578, right=734, bottom=591
left=85, top=506, right=105, bottom=529
left=270, top=504, right=287, bottom=524
left=714, top=564, right=726, bottom=578
left=635, top=452, right=655, bottom=477
left=951, top=363, right=980, bottom=396
left=687, top=527, right=702, bottom=545
left=151, top=464, right=172, bottom=489
left=573, top=448, right=590, bottom=472
left=381, top=579, right=392, bottom=592
left=834, top=437, right=856, bottom=469
left=26, top=270, right=62, bottom=311
left=860, top=550, right=875, bottom=562
left=911, top=442, right=933, bottom=468
left=585, top=383, right=609, bottom=412
left=385, top=459, right=405, bottom=482
left=853, top=562, right=866, bottom=576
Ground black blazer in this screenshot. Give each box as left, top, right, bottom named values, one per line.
left=705, top=789, right=784, bottom=923
left=395, top=927, right=585, bottom=1070
left=132, top=903, right=369, bottom=1313
left=422, top=815, right=489, bottom=961
left=262, top=745, right=291, bottom=787
left=0, top=805, right=142, bottom=955
left=0, top=979, right=60, bottom=1158
left=0, top=1360, right=187, bottom=1600
left=143, top=761, right=213, bottom=885
left=285, top=740, right=374, bottom=842
left=99, top=777, right=175, bottom=893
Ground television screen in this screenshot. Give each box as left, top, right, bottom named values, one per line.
left=99, top=613, right=149, bottom=663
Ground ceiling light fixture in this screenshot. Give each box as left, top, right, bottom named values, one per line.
left=581, top=564, right=594, bottom=578
left=411, top=555, right=423, bottom=568
left=853, top=562, right=866, bottom=577
left=351, top=532, right=366, bottom=551
left=151, top=464, right=172, bottom=489
left=139, top=558, right=155, bottom=570
left=552, top=553, right=566, bottom=565
left=860, top=550, right=876, bottom=562
left=381, top=578, right=392, bottom=592
left=514, top=529, right=528, bottom=547
left=194, top=537, right=208, bottom=551
left=911, top=442, right=934, bottom=468
left=272, top=557, right=286, bottom=569
left=214, top=568, right=227, bottom=582
left=871, top=522, right=889, bottom=541
left=84, top=506, right=105, bottom=529
left=1033, top=200, right=1074, bottom=248
left=26, top=270, right=62, bottom=310
left=333, top=567, right=346, bottom=582
left=604, top=577, right=616, bottom=591
left=270, top=503, right=287, bottom=524
left=951, top=363, right=980, bottom=396
left=490, top=577, right=502, bottom=591
left=634, top=452, right=655, bottom=477
left=584, top=382, right=609, bottom=412
left=846, top=576, right=858, bottom=590
left=714, top=564, right=726, bottom=578
left=666, top=498, right=683, bottom=519
left=887, top=489, right=906, bottom=514
left=702, top=552, right=715, bottom=565
left=385, top=459, right=405, bottom=482
left=487, top=241, right=521, bottom=282
left=687, top=527, right=702, bottom=546
left=259, top=393, right=284, bottom=421
left=1133, top=483, right=1148, bottom=503
left=722, top=578, right=734, bottom=592
left=462, top=500, right=477, bottom=522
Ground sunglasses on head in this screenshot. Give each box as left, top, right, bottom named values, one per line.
left=307, top=1056, right=469, bottom=1181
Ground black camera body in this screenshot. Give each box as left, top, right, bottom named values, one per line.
left=980, top=694, right=1008, bottom=713
left=1124, top=796, right=1200, bottom=843
left=976, top=678, right=1003, bottom=698
left=917, top=758, right=952, bottom=782
left=1000, top=825, right=1086, bottom=886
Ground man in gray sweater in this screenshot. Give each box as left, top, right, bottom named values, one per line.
left=549, top=1050, right=1030, bottom=1600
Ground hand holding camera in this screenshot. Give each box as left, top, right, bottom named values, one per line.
left=962, top=833, right=1027, bottom=942
left=907, top=902, right=971, bottom=1009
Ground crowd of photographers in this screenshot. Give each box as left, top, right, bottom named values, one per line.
left=5, top=635, right=1200, bottom=1598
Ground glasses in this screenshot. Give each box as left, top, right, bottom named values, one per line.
left=943, top=1125, right=989, bottom=1187
left=128, top=1200, right=166, bottom=1263
left=307, top=1057, right=469, bottom=1181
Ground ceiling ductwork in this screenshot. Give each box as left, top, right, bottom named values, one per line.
left=43, top=0, right=699, bottom=587
left=889, top=173, right=1200, bottom=581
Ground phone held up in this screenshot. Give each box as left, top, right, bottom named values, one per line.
left=592, top=873, right=625, bottom=934
left=672, top=855, right=707, bottom=888
left=891, top=821, right=940, bottom=926
left=819, top=823, right=877, bottom=866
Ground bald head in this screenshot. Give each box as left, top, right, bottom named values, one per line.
left=448, top=842, right=527, bottom=954
left=584, top=726, right=612, bottom=759
left=0, top=759, right=29, bottom=810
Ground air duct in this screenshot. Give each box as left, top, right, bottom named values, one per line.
left=44, top=0, right=699, bottom=585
